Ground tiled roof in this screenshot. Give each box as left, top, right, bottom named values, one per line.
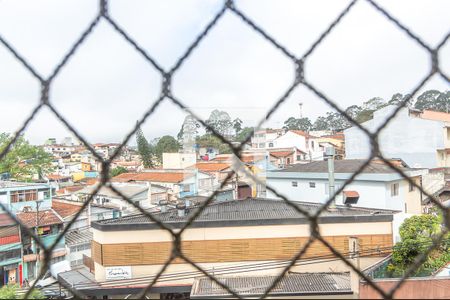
left=190, top=273, right=352, bottom=298
left=17, top=209, right=63, bottom=228
left=269, top=151, right=294, bottom=158
left=52, top=200, right=83, bottom=219
left=192, top=163, right=231, bottom=172
left=112, top=172, right=193, bottom=183
left=420, top=110, right=450, bottom=122
left=0, top=213, right=15, bottom=226
left=93, top=198, right=395, bottom=229
left=343, top=190, right=359, bottom=198
left=290, top=130, right=311, bottom=138
left=47, top=174, right=70, bottom=180
left=56, top=185, right=85, bottom=195
left=275, top=159, right=413, bottom=174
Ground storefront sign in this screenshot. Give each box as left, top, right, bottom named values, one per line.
left=105, top=266, right=131, bottom=280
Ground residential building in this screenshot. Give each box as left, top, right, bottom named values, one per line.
left=345, top=105, right=450, bottom=168
left=0, top=214, right=22, bottom=287
left=65, top=229, right=93, bottom=268
left=0, top=181, right=52, bottom=213
left=266, top=159, right=425, bottom=214
left=162, top=153, right=197, bottom=169
left=77, top=182, right=167, bottom=215
left=111, top=170, right=214, bottom=199
left=18, top=209, right=66, bottom=282
left=250, top=129, right=284, bottom=149
left=83, top=198, right=394, bottom=298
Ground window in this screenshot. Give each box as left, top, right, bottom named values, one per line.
left=291, top=181, right=298, bottom=187
left=286, top=157, right=291, bottom=164
left=183, top=185, right=191, bottom=192
left=409, top=181, right=415, bottom=192
left=258, top=143, right=265, bottom=148
left=391, top=183, right=399, bottom=196
left=309, top=182, right=316, bottom=188
left=268, top=143, right=274, bottom=147
left=296, top=155, right=301, bottom=161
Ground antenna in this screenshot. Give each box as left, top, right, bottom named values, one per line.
left=298, top=102, right=303, bottom=119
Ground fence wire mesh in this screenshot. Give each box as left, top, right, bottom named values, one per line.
left=0, top=0, right=449, bottom=299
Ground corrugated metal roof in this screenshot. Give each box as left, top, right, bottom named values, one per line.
left=96, top=198, right=395, bottom=226
left=65, top=229, right=93, bottom=246
left=190, top=272, right=352, bottom=298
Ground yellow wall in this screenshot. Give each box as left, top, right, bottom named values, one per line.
left=72, top=172, right=85, bottom=182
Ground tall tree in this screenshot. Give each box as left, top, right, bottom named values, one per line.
left=0, top=133, right=54, bottom=181
left=325, top=112, right=351, bottom=131
left=135, top=124, right=154, bottom=168
left=235, top=127, right=254, bottom=143
left=283, top=117, right=312, bottom=131
left=109, top=166, right=128, bottom=178
left=232, top=118, right=243, bottom=136
left=414, top=90, right=450, bottom=112
left=312, top=116, right=329, bottom=131
left=154, top=135, right=180, bottom=162
left=205, top=109, right=232, bottom=136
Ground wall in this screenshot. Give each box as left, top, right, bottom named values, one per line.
left=345, top=106, right=445, bottom=168
left=359, top=277, right=450, bottom=299
left=274, top=132, right=307, bottom=152
left=92, top=222, right=393, bottom=281
left=266, top=177, right=406, bottom=211
left=162, top=153, right=196, bottom=169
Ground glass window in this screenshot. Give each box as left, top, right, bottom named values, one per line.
left=291, top=181, right=298, bottom=187
left=391, top=183, right=399, bottom=196
left=309, top=182, right=316, bottom=188
left=409, top=181, right=415, bottom=192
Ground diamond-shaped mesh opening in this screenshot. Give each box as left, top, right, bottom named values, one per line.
left=0, top=0, right=448, bottom=299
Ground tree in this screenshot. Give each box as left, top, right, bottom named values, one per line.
left=135, top=124, right=154, bottom=168
left=0, top=133, right=54, bottom=181
left=235, top=127, right=254, bottom=143
left=325, top=112, right=351, bottom=131
left=196, top=134, right=232, bottom=154
left=388, top=214, right=450, bottom=276
left=205, top=109, right=232, bottom=136
left=154, top=135, right=180, bottom=162
left=109, top=166, right=128, bottom=178
left=414, top=90, right=450, bottom=112
left=232, top=118, right=243, bottom=136
left=0, top=285, right=44, bottom=299
left=312, top=116, right=329, bottom=131
left=283, top=117, right=312, bottom=131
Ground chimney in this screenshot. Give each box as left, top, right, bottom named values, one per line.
left=176, top=202, right=186, bottom=217
left=159, top=199, right=168, bottom=213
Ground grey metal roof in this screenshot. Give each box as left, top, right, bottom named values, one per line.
left=274, top=159, right=412, bottom=174
left=77, top=183, right=155, bottom=198
left=65, top=228, right=93, bottom=246
left=0, top=181, right=49, bottom=189
left=92, top=198, right=395, bottom=230
left=190, top=272, right=352, bottom=298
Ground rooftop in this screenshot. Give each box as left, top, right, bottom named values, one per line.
left=17, top=209, right=63, bottom=227
left=78, top=182, right=166, bottom=198
left=92, top=198, right=395, bottom=231
left=52, top=200, right=83, bottom=219
left=112, top=172, right=194, bottom=183
left=0, top=181, right=49, bottom=189
left=65, top=228, right=93, bottom=246
left=190, top=272, right=352, bottom=298
left=275, top=159, right=413, bottom=174
left=192, top=162, right=231, bottom=172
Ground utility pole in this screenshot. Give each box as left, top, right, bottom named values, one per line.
left=325, top=147, right=336, bottom=209
left=35, top=200, right=43, bottom=280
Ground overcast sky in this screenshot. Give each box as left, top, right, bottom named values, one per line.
left=0, top=0, right=448, bottom=145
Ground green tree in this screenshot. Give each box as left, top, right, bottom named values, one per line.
left=196, top=134, right=232, bottom=154
left=414, top=90, right=450, bottom=112
left=0, top=133, right=54, bottom=181
left=388, top=214, right=450, bottom=276
left=205, top=109, right=232, bottom=136
left=325, top=112, right=351, bottom=131
left=235, top=127, right=254, bottom=143
left=0, top=285, right=44, bottom=299
left=109, top=166, right=128, bottom=178
left=135, top=124, right=154, bottom=168
left=283, top=117, right=312, bottom=131
left=154, top=135, right=180, bottom=162
left=312, top=116, right=329, bottom=131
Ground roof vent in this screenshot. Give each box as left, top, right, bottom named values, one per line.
left=176, top=202, right=186, bottom=217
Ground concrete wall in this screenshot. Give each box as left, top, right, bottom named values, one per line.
left=162, top=153, right=196, bottom=169
left=266, top=177, right=408, bottom=212
left=273, top=131, right=307, bottom=152
left=345, top=106, right=446, bottom=168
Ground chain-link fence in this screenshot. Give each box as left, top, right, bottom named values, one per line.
left=0, top=0, right=449, bottom=299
